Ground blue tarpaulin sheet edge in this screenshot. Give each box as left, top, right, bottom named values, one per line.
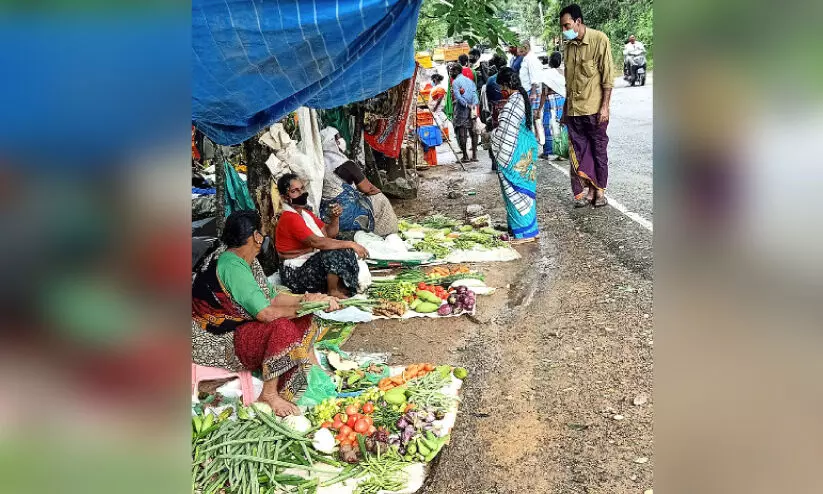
left=192, top=0, right=424, bottom=146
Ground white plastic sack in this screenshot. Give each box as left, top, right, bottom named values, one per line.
left=310, top=306, right=374, bottom=323
left=354, top=231, right=433, bottom=262
left=215, top=375, right=263, bottom=402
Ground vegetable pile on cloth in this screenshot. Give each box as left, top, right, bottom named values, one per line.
left=192, top=363, right=467, bottom=494
left=366, top=267, right=488, bottom=319
left=398, top=217, right=522, bottom=264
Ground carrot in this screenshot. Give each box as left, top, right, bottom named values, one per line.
left=406, top=364, right=420, bottom=376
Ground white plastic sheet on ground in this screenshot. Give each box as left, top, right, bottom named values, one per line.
left=442, top=246, right=521, bottom=263
left=355, top=231, right=434, bottom=262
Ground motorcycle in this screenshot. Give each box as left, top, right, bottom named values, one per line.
left=623, top=54, right=647, bottom=86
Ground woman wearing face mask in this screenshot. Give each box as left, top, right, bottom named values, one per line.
left=490, top=67, right=541, bottom=243
left=275, top=173, right=369, bottom=299
left=192, top=209, right=339, bottom=416
left=318, top=127, right=399, bottom=237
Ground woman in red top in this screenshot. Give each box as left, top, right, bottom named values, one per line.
left=275, top=173, right=369, bottom=298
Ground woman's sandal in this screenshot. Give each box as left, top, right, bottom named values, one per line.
left=510, top=236, right=539, bottom=245
left=593, top=195, right=608, bottom=207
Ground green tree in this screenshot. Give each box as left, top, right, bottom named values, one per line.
left=543, top=0, right=653, bottom=68
left=415, top=0, right=520, bottom=52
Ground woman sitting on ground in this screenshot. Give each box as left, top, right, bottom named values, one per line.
left=276, top=173, right=369, bottom=298
left=318, top=127, right=399, bottom=237
left=192, top=209, right=339, bottom=416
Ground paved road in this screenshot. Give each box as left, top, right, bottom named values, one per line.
left=606, top=74, right=653, bottom=222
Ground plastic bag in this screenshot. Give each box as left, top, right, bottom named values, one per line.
left=552, top=124, right=569, bottom=158
left=361, top=362, right=391, bottom=384
left=296, top=365, right=338, bottom=408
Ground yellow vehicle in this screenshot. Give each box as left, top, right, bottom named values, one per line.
left=443, top=42, right=469, bottom=62
left=415, top=51, right=433, bottom=68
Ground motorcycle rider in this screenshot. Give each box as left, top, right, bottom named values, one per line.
left=623, top=35, right=646, bottom=80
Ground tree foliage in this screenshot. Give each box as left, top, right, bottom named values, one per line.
left=414, top=0, right=520, bottom=52
left=543, top=0, right=654, bottom=66
left=415, top=0, right=653, bottom=68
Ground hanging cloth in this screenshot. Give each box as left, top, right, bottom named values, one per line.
left=223, top=161, right=256, bottom=216
left=364, top=64, right=418, bottom=158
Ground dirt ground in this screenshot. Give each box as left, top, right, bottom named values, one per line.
left=344, top=156, right=654, bottom=493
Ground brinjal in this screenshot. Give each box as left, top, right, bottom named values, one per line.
left=402, top=425, right=415, bottom=444
left=437, top=304, right=453, bottom=316
left=447, top=294, right=457, bottom=305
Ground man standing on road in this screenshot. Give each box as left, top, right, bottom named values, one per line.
left=559, top=3, right=614, bottom=208
left=458, top=54, right=475, bottom=82
left=517, top=40, right=547, bottom=149
left=449, top=63, right=479, bottom=163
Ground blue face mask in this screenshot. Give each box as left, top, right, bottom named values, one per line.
left=562, top=28, right=577, bottom=40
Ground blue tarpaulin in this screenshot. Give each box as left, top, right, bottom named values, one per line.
left=193, top=0, right=424, bottom=146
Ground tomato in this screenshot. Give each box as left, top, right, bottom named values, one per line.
left=335, top=433, right=345, bottom=443
left=353, top=418, right=370, bottom=434
left=364, top=415, right=374, bottom=427
left=348, top=431, right=357, bottom=441
left=321, top=422, right=333, bottom=429
left=344, top=404, right=359, bottom=416
left=361, top=402, right=374, bottom=414
left=368, top=425, right=377, bottom=436
left=334, top=413, right=348, bottom=425
left=332, top=418, right=343, bottom=430
left=346, top=414, right=357, bottom=428
left=339, top=425, right=353, bottom=437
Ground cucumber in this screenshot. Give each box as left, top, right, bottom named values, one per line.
left=415, top=302, right=440, bottom=313
left=415, top=289, right=442, bottom=304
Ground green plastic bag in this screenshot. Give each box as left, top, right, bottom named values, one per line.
left=552, top=124, right=569, bottom=158
left=361, top=362, right=391, bottom=384
left=296, top=365, right=337, bottom=408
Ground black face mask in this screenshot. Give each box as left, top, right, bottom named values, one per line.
left=289, top=192, right=309, bottom=207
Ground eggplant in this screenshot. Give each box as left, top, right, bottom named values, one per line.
left=456, top=286, right=467, bottom=294
left=401, top=425, right=415, bottom=444
left=437, top=304, right=453, bottom=316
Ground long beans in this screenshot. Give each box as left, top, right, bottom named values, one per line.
left=296, top=297, right=378, bottom=317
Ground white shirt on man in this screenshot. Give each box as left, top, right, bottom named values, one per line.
left=519, top=50, right=545, bottom=90
left=623, top=41, right=646, bottom=57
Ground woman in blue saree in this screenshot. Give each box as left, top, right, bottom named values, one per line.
left=490, top=67, right=541, bottom=243
left=318, top=127, right=398, bottom=237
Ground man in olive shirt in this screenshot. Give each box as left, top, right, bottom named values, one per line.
left=559, top=4, right=613, bottom=207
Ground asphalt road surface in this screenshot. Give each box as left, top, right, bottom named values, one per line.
left=605, top=74, right=653, bottom=223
